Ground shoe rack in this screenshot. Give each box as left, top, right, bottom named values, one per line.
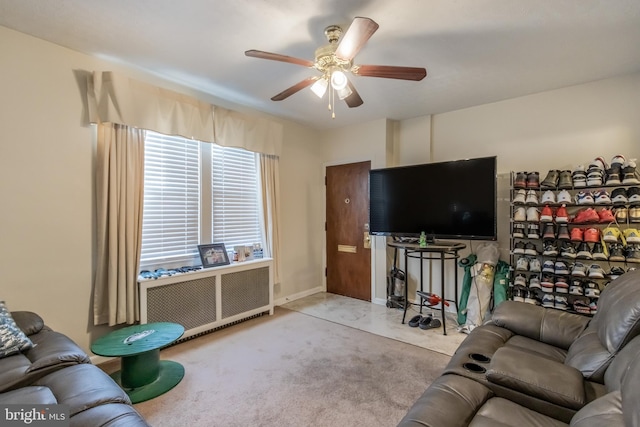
left=509, top=170, right=640, bottom=316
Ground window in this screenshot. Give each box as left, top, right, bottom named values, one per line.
left=140, top=131, right=261, bottom=269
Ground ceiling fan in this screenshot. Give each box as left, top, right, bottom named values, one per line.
left=245, top=17, right=427, bottom=117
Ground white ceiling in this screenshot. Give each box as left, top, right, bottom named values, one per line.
left=2, top=0, right=640, bottom=130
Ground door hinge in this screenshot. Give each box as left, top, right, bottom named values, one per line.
left=325, top=267, right=327, bottom=277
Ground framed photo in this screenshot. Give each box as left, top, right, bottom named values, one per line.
left=198, top=243, right=230, bottom=268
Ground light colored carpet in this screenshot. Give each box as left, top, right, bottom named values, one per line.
left=120, top=307, right=450, bottom=426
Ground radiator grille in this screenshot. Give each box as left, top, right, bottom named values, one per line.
left=221, top=267, right=270, bottom=318
left=146, top=276, right=217, bottom=330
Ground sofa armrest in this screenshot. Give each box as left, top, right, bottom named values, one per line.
left=11, top=311, right=45, bottom=336
left=26, top=331, right=91, bottom=372
left=486, top=346, right=586, bottom=410
left=491, top=301, right=590, bottom=349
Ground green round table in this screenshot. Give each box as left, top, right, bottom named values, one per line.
left=91, top=322, right=185, bottom=403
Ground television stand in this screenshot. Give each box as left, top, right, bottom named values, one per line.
left=387, top=241, right=466, bottom=335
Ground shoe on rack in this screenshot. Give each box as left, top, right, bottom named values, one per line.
left=560, top=241, right=577, bottom=259
left=514, top=273, right=527, bottom=287
left=514, top=207, right=526, bottom=222
left=512, top=286, right=525, bottom=302
left=602, top=226, right=625, bottom=244
left=570, top=279, right=585, bottom=295
left=630, top=206, right=640, bottom=223
left=527, top=171, right=541, bottom=189
left=611, top=188, right=629, bottom=205
left=571, top=262, right=588, bottom=277
left=540, top=205, right=554, bottom=222
left=589, top=156, right=609, bottom=172
left=622, top=159, right=640, bottom=185
left=584, top=281, right=601, bottom=298
left=555, top=295, right=569, bottom=310
left=608, top=243, right=626, bottom=262
left=513, top=189, right=527, bottom=204
left=542, top=260, right=556, bottom=274
left=572, top=165, right=587, bottom=188
left=572, top=208, right=599, bottom=224
left=575, top=191, right=595, bottom=205
left=587, top=170, right=604, bottom=187
left=528, top=276, right=542, bottom=290
left=541, top=223, right=555, bottom=240
left=589, top=300, right=598, bottom=314
left=611, top=154, right=626, bottom=169
left=541, top=273, right=555, bottom=290
left=541, top=191, right=556, bottom=205
left=525, top=190, right=538, bottom=205
left=554, top=261, right=570, bottom=275
left=542, top=294, right=555, bottom=307
left=557, top=170, right=573, bottom=189
left=527, top=223, right=540, bottom=240
left=540, top=170, right=560, bottom=189
left=524, top=242, right=538, bottom=256
left=513, top=222, right=526, bottom=238
left=557, top=223, right=571, bottom=240
left=628, top=187, right=640, bottom=204
left=623, top=228, right=640, bottom=244
left=570, top=227, right=584, bottom=242
left=526, top=207, right=540, bottom=222
left=614, top=207, right=628, bottom=223
left=626, top=244, right=640, bottom=263
left=555, top=205, right=569, bottom=223
left=529, top=257, right=541, bottom=273
left=557, top=190, right=572, bottom=204
left=513, top=241, right=526, bottom=254
left=514, top=171, right=527, bottom=189
left=608, top=266, right=626, bottom=280
left=524, top=289, right=538, bottom=305
left=605, top=167, right=622, bottom=186
left=584, top=227, right=600, bottom=243
left=592, top=242, right=608, bottom=261
left=542, top=241, right=558, bottom=257
left=593, top=190, right=612, bottom=204
left=588, top=264, right=605, bottom=279
left=597, top=208, right=615, bottom=223
left=576, top=242, right=593, bottom=259
left=573, top=298, right=591, bottom=314
left=516, top=257, right=529, bottom=271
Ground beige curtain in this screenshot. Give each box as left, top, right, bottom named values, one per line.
left=259, top=154, right=282, bottom=285
left=93, top=123, right=145, bottom=326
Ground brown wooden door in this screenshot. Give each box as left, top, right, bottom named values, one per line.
left=326, top=161, right=371, bottom=301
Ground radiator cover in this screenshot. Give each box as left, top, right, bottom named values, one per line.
left=139, top=258, right=273, bottom=339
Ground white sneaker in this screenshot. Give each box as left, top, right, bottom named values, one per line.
left=513, top=189, right=526, bottom=204
left=526, top=207, right=539, bottom=222
left=525, top=190, right=539, bottom=205
left=541, top=190, right=556, bottom=204
left=514, top=207, right=526, bottom=222
left=557, top=190, right=572, bottom=204
left=516, top=257, right=529, bottom=271
left=611, top=154, right=626, bottom=168
left=529, top=258, right=541, bottom=273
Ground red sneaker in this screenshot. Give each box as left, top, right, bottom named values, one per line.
left=540, top=205, right=554, bottom=222
left=570, top=227, right=583, bottom=242
left=572, top=208, right=599, bottom=224
left=584, top=228, right=600, bottom=243
left=555, top=205, right=569, bottom=223
left=598, top=208, right=615, bottom=223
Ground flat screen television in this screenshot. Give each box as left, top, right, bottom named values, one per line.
left=369, top=156, right=497, bottom=241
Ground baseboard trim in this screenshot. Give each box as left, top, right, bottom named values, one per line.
left=372, top=297, right=387, bottom=306
left=275, top=286, right=325, bottom=306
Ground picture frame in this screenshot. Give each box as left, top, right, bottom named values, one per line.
left=198, top=243, right=230, bottom=268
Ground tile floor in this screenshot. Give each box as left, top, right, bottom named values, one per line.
left=283, top=292, right=467, bottom=356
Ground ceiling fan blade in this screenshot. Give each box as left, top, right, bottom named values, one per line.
left=245, top=49, right=314, bottom=68
left=271, top=77, right=318, bottom=101
left=344, top=80, right=363, bottom=108
left=353, top=65, right=427, bottom=81
left=335, top=17, right=379, bottom=61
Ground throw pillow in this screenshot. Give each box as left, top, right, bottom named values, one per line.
left=0, top=301, right=34, bottom=358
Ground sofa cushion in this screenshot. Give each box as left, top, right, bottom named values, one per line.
left=472, top=397, right=567, bottom=427
left=0, top=386, right=57, bottom=405
left=0, top=302, right=33, bottom=358
left=10, top=311, right=45, bottom=336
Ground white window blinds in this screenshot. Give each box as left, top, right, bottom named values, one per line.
left=140, top=131, right=200, bottom=268
left=211, top=145, right=261, bottom=248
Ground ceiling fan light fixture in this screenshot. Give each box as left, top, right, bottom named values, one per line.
left=330, top=70, right=348, bottom=91
left=336, top=85, right=352, bottom=100
left=310, top=77, right=328, bottom=98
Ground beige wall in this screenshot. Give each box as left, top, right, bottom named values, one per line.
left=0, top=26, right=324, bottom=351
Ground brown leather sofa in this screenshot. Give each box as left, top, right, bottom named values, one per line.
left=398, top=269, right=640, bottom=426
left=0, top=311, right=149, bottom=426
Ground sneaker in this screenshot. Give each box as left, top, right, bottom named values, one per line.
left=630, top=206, right=640, bottom=223
left=608, top=243, right=626, bottom=262
left=541, top=273, right=555, bottom=290
left=541, top=191, right=556, bottom=205
left=592, top=242, right=608, bottom=260
left=516, top=257, right=529, bottom=271
left=525, top=190, right=539, bottom=205
left=527, top=223, right=540, bottom=240
left=590, top=300, right=598, bottom=314
left=542, top=223, right=556, bottom=240
left=513, top=222, right=526, bottom=238
left=542, top=294, right=555, bottom=307
left=540, top=205, right=554, bottom=222
left=611, top=188, right=629, bottom=204
left=513, top=241, right=526, bottom=254
left=527, top=171, right=540, bottom=189
left=623, top=228, right=640, bottom=244
left=543, top=241, right=559, bottom=256
left=572, top=208, right=600, bottom=224
left=555, top=295, right=569, bottom=310
left=557, top=190, right=572, bottom=204
left=605, top=167, right=622, bottom=186
left=584, top=281, right=600, bottom=298
left=573, top=298, right=591, bottom=314
left=542, top=260, right=556, bottom=274
left=526, top=207, right=540, bottom=222
left=615, top=207, right=628, bottom=223
left=575, top=191, right=595, bottom=205
left=529, top=258, right=542, bottom=273
left=573, top=166, right=587, bottom=188
left=571, top=262, right=588, bottom=277
left=622, top=159, right=640, bottom=184
left=626, top=244, right=640, bottom=262
left=593, top=190, right=612, bottom=204
left=570, top=227, right=583, bottom=242
left=588, top=264, right=605, bottom=279
left=524, top=242, right=538, bottom=256
left=611, top=154, right=626, bottom=169
left=528, top=276, right=542, bottom=290
left=557, top=170, right=573, bottom=189
left=576, top=242, right=593, bottom=259
left=524, top=289, right=538, bottom=305
left=560, top=241, right=577, bottom=259
left=597, top=208, right=615, bottom=223
left=557, top=223, right=571, bottom=240
left=514, top=273, right=527, bottom=287
left=608, top=266, right=626, bottom=280
left=554, top=261, right=570, bottom=275
left=555, top=205, right=569, bottom=223
left=570, top=279, right=585, bottom=295
left=514, top=207, right=526, bottom=222
left=628, top=187, right=640, bottom=204
left=540, top=170, right=559, bottom=189
left=602, top=226, right=624, bottom=244
left=589, top=156, right=608, bottom=172
left=514, top=171, right=527, bottom=189
left=512, top=287, right=525, bottom=302
left=583, top=228, right=600, bottom=243
left=587, top=170, right=604, bottom=186
left=513, top=189, right=527, bottom=204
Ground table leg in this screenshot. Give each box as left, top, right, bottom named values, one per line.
left=441, top=252, right=447, bottom=335
left=402, top=248, right=409, bottom=324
